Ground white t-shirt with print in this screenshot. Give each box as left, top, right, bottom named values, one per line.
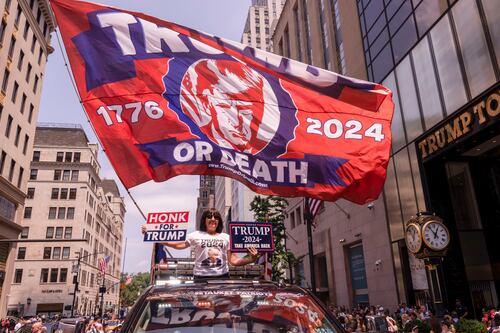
left=187, top=231, right=230, bottom=276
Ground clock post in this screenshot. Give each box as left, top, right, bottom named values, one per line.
left=405, top=212, right=450, bottom=315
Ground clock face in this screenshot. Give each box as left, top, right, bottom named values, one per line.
left=405, top=224, right=422, bottom=253
left=422, top=221, right=450, bottom=251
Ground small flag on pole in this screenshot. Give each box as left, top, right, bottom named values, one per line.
left=306, top=198, right=323, bottom=229
left=98, top=255, right=110, bottom=274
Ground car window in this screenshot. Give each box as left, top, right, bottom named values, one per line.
left=131, top=286, right=339, bottom=333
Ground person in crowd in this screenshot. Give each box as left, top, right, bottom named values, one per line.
left=454, top=299, right=468, bottom=319
left=490, top=314, right=500, bottom=333
left=441, top=321, right=453, bottom=333
left=31, top=322, right=43, bottom=333
left=385, top=309, right=399, bottom=333
left=142, top=208, right=260, bottom=279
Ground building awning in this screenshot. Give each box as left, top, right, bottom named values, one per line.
left=36, top=303, right=64, bottom=313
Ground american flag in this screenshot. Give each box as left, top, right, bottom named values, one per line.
left=258, top=253, right=273, bottom=281
left=306, top=198, right=323, bottom=229
left=98, top=256, right=110, bottom=274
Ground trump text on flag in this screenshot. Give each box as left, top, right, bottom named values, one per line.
left=143, top=211, right=189, bottom=242
left=229, top=222, right=274, bottom=253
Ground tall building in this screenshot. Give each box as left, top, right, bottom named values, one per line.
left=241, top=0, right=285, bottom=52
left=0, top=0, right=55, bottom=316
left=8, top=124, right=125, bottom=317
left=195, top=175, right=215, bottom=225
left=273, top=0, right=500, bottom=314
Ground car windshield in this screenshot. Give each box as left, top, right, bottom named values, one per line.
left=132, top=284, right=339, bottom=333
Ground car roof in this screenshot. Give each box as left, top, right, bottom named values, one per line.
left=148, top=279, right=308, bottom=296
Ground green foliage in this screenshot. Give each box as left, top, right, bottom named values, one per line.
left=119, top=272, right=150, bottom=307
left=455, top=319, right=487, bottom=333
left=250, top=195, right=298, bottom=282
left=403, top=319, right=430, bottom=333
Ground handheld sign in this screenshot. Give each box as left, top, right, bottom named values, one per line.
left=143, top=211, right=189, bottom=242
left=229, top=222, right=274, bottom=252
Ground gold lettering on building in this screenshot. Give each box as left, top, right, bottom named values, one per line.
left=417, top=88, right=500, bottom=160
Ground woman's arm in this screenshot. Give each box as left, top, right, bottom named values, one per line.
left=228, top=247, right=260, bottom=266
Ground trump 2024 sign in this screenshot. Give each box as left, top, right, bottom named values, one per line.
left=229, top=222, right=274, bottom=253
left=51, top=0, right=394, bottom=203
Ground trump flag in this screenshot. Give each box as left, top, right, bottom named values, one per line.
left=50, top=0, right=394, bottom=203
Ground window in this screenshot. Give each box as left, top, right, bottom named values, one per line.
left=23, top=22, right=29, bottom=40
left=51, top=188, right=59, bottom=199
left=8, top=160, right=15, bottom=182
left=27, top=187, right=35, bottom=199
left=50, top=268, right=58, bottom=282
left=20, top=227, right=29, bottom=239
left=14, top=125, right=21, bottom=146
left=0, top=21, right=6, bottom=45
left=14, top=269, right=22, bottom=283
left=60, top=188, right=68, bottom=199
left=296, top=206, right=302, bottom=225
left=38, top=47, right=44, bottom=65
left=52, top=247, right=61, bottom=259
left=5, top=0, right=11, bottom=11
left=28, top=104, right=34, bottom=123
left=43, top=247, right=51, bottom=259
left=23, top=207, right=32, bottom=219
left=5, top=114, right=13, bottom=137
left=8, top=37, right=16, bottom=60
left=30, top=169, right=37, bottom=180
left=20, top=93, right=27, bottom=115
left=71, top=170, right=79, bottom=181
left=48, top=207, right=57, bottom=219
left=40, top=268, right=49, bottom=283
left=69, top=188, right=77, bottom=199
left=54, top=169, right=61, bottom=180
left=17, top=167, right=23, bottom=188
left=67, top=207, right=75, bottom=219
left=33, top=75, right=39, bottom=93
left=56, top=152, right=63, bottom=162
left=26, top=63, right=32, bottom=83
left=62, top=247, right=70, bottom=259
left=54, top=229, right=64, bottom=241
left=64, top=227, right=72, bottom=239
left=31, top=35, right=37, bottom=53
left=73, top=152, right=81, bottom=162
left=2, top=69, right=10, bottom=93
left=59, top=268, right=67, bottom=283
left=17, top=247, right=26, bottom=260
left=23, top=135, right=29, bottom=155
left=0, top=151, right=5, bottom=174
left=46, top=227, right=54, bottom=239
left=290, top=211, right=296, bottom=229
left=32, top=150, right=40, bottom=161
left=62, top=170, right=70, bottom=180
left=65, top=152, right=72, bottom=162
left=14, top=5, right=21, bottom=26
left=57, top=207, right=66, bottom=219
left=11, top=81, right=18, bottom=102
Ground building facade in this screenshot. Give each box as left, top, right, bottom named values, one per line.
left=273, top=0, right=500, bottom=314
left=195, top=175, right=215, bottom=225
left=8, top=124, right=125, bottom=317
left=0, top=0, right=55, bottom=316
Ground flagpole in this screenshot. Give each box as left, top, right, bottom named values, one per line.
left=305, top=198, right=317, bottom=295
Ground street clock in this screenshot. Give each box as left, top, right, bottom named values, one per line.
left=404, top=213, right=450, bottom=259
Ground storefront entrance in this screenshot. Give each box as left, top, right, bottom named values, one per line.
left=417, top=84, right=500, bottom=317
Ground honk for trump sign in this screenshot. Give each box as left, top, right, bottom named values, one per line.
left=51, top=0, right=394, bottom=203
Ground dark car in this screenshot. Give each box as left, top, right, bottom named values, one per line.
left=121, top=279, right=345, bottom=333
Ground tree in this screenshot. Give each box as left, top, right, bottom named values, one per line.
left=250, top=195, right=297, bottom=282
left=119, top=272, right=150, bottom=307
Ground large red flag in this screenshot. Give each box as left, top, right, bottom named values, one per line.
left=50, top=0, right=394, bottom=203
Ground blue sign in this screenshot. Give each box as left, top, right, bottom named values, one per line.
left=229, top=222, right=274, bottom=253
left=143, top=229, right=187, bottom=242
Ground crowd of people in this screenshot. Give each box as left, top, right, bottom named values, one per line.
left=327, top=300, right=500, bottom=333
left=0, top=312, right=121, bottom=333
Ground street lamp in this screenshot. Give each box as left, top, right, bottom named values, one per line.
left=71, top=250, right=105, bottom=317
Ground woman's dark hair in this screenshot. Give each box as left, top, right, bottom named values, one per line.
left=199, top=208, right=223, bottom=233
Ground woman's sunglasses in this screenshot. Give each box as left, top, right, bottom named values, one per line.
left=206, top=212, right=220, bottom=219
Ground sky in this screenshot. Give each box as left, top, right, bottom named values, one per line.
left=38, top=0, right=251, bottom=273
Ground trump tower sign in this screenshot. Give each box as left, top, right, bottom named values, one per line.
left=51, top=0, right=394, bottom=203
left=229, top=222, right=274, bottom=252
